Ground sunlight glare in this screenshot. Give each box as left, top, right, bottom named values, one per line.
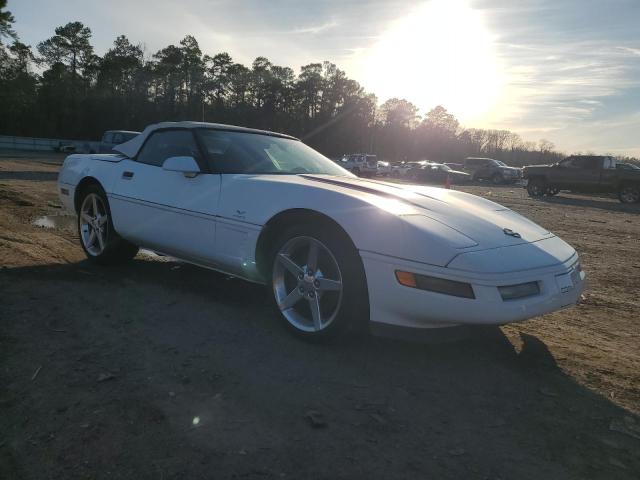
left=358, top=0, right=505, bottom=122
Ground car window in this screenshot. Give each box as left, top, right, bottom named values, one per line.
left=559, top=157, right=575, bottom=168
left=561, top=157, right=599, bottom=169
left=136, top=130, right=200, bottom=167
left=112, top=133, right=124, bottom=144
left=102, top=133, right=114, bottom=144
left=195, top=129, right=349, bottom=175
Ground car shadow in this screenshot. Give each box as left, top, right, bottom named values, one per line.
left=0, top=170, right=59, bottom=181
left=539, top=194, right=640, bottom=214
left=1, top=259, right=638, bottom=479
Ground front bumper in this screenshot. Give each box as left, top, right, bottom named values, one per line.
left=58, top=181, right=77, bottom=213
left=361, top=248, right=585, bottom=329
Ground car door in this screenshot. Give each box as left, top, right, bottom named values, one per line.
left=573, top=156, right=603, bottom=191
left=599, top=157, right=618, bottom=191
left=555, top=156, right=601, bottom=190
left=478, top=159, right=495, bottom=179
left=109, top=129, right=221, bottom=265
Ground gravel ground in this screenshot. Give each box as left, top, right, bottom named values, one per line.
left=1, top=153, right=639, bottom=479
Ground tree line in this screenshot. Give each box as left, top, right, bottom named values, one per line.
left=1, top=5, right=629, bottom=166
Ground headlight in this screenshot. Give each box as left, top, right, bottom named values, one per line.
left=498, top=281, right=540, bottom=300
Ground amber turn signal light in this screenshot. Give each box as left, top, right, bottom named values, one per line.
left=395, top=270, right=417, bottom=288
left=395, top=270, right=475, bottom=299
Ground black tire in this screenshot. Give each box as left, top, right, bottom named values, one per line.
left=546, top=186, right=560, bottom=196
left=77, top=184, right=139, bottom=265
left=491, top=173, right=504, bottom=185
left=527, top=178, right=547, bottom=197
left=352, top=167, right=361, bottom=177
left=618, top=184, right=640, bottom=204
left=269, top=222, right=369, bottom=341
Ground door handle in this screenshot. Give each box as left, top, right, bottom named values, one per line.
left=122, top=171, right=134, bottom=179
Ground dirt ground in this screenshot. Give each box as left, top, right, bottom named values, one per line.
left=1, top=151, right=639, bottom=479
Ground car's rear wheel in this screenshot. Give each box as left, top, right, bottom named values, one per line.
left=527, top=179, right=546, bottom=197
left=78, top=185, right=139, bottom=264
left=352, top=167, right=360, bottom=176
left=619, top=184, right=640, bottom=204
left=270, top=224, right=368, bottom=340
left=546, top=186, right=560, bottom=196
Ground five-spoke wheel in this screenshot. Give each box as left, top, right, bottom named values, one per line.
left=80, top=193, right=109, bottom=256
left=273, top=236, right=343, bottom=333
left=77, top=184, right=138, bottom=264
left=270, top=224, right=368, bottom=340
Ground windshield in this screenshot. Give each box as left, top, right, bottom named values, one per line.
left=494, top=160, right=507, bottom=166
left=618, top=163, right=640, bottom=170
left=195, top=129, right=352, bottom=175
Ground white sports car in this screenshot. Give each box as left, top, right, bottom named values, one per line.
left=57, top=122, right=585, bottom=339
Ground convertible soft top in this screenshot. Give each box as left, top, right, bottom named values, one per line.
left=113, top=121, right=298, bottom=158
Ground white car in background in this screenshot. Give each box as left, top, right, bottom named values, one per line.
left=391, top=162, right=414, bottom=177
left=376, top=161, right=393, bottom=176
left=57, top=121, right=585, bottom=340
left=339, top=153, right=378, bottom=177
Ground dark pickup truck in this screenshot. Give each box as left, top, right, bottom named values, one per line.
left=524, top=155, right=640, bottom=203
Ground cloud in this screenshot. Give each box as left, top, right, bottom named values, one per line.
left=289, top=20, right=339, bottom=35
left=9, top=0, right=640, bottom=156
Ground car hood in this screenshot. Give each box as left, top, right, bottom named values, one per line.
left=524, top=164, right=554, bottom=169
left=300, top=175, right=553, bottom=251
left=448, top=169, right=470, bottom=176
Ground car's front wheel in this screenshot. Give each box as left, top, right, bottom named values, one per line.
left=270, top=224, right=368, bottom=340
left=78, top=185, right=139, bottom=264
left=527, top=179, right=546, bottom=197
left=619, top=184, right=640, bottom=204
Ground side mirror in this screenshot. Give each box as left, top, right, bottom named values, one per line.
left=162, top=156, right=201, bottom=178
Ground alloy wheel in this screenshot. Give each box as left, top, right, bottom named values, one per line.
left=272, top=236, right=343, bottom=333
left=80, top=193, right=109, bottom=256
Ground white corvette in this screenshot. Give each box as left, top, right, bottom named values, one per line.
left=57, top=122, right=585, bottom=339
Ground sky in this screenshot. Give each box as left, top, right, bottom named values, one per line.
left=9, top=0, right=640, bottom=156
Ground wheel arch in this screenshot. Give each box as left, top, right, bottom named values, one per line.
left=74, top=176, right=104, bottom=213
left=254, top=208, right=360, bottom=280
left=526, top=174, right=547, bottom=183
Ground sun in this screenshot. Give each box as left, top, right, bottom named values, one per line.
left=355, top=0, right=505, bottom=123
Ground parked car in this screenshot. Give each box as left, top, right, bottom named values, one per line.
left=340, top=153, right=378, bottom=177
left=376, top=161, right=393, bottom=176
left=96, top=130, right=140, bottom=154
left=55, top=142, right=76, bottom=153
left=463, top=157, right=523, bottom=184
left=524, top=155, right=640, bottom=203
left=406, top=160, right=433, bottom=178
left=58, top=121, right=585, bottom=340
left=616, top=162, right=640, bottom=171
left=390, top=161, right=413, bottom=177
left=409, top=163, right=471, bottom=185
left=444, top=162, right=464, bottom=170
